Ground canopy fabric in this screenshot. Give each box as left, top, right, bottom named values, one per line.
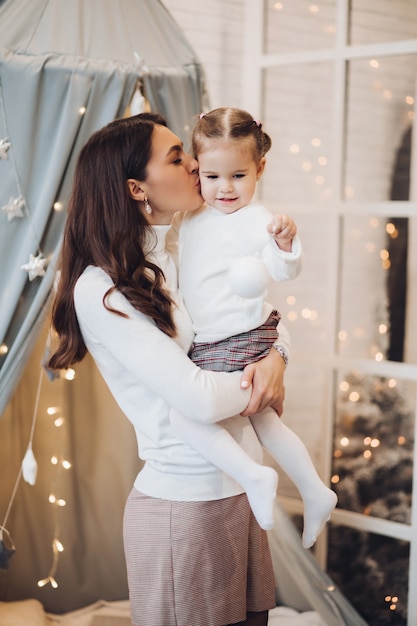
left=0, top=0, right=207, bottom=415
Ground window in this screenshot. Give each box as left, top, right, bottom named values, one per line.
left=242, top=1, right=417, bottom=624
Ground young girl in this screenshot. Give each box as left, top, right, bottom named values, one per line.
left=169, top=107, right=337, bottom=548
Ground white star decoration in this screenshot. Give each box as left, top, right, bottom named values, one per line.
left=21, top=253, right=48, bottom=281
left=1, top=195, right=26, bottom=221
left=0, top=138, right=11, bottom=159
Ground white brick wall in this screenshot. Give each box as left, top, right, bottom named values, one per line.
left=161, top=0, right=245, bottom=108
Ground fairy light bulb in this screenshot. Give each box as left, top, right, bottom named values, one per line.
left=53, top=539, right=64, bottom=553
left=349, top=391, right=360, bottom=402
left=63, top=368, right=75, bottom=381
left=38, top=576, right=58, bottom=588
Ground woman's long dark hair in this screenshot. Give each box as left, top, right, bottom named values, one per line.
left=48, top=113, right=176, bottom=371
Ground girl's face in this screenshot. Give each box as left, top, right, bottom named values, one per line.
left=139, top=124, right=202, bottom=225
left=197, top=139, right=265, bottom=214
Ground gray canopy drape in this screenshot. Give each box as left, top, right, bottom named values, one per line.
left=0, top=0, right=207, bottom=415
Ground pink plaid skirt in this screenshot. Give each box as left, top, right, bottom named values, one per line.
left=190, top=311, right=281, bottom=372
left=123, top=489, right=276, bottom=626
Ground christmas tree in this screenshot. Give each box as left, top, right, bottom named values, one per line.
left=327, top=372, right=414, bottom=625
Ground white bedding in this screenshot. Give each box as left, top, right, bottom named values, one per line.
left=0, top=599, right=327, bottom=626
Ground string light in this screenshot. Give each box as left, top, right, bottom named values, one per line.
left=37, top=538, right=64, bottom=589
left=32, top=350, right=75, bottom=590
left=386, top=222, right=398, bottom=237
left=63, top=368, right=75, bottom=381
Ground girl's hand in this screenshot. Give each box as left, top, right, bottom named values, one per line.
left=267, top=214, right=297, bottom=252
left=240, top=348, right=286, bottom=417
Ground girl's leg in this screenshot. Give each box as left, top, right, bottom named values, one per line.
left=170, top=408, right=278, bottom=530
left=251, top=409, right=337, bottom=548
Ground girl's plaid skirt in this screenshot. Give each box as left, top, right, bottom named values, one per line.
left=190, top=310, right=281, bottom=372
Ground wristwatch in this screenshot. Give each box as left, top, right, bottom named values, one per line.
left=272, top=344, right=289, bottom=368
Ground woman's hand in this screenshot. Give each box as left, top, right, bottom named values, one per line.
left=240, top=348, right=286, bottom=417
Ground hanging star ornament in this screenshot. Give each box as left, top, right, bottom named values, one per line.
left=21, top=253, right=48, bottom=281
left=0, top=528, right=16, bottom=570
left=1, top=195, right=26, bottom=221
left=0, top=539, right=15, bottom=569
left=0, top=138, right=11, bottom=159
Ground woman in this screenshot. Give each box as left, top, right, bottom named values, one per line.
left=48, top=113, right=289, bottom=626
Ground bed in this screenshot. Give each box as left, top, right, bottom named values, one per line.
left=0, top=598, right=327, bottom=626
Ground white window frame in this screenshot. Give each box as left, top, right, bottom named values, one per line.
left=241, top=1, right=417, bottom=623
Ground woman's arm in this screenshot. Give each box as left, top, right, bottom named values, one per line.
left=240, top=320, right=290, bottom=417
left=74, top=268, right=250, bottom=424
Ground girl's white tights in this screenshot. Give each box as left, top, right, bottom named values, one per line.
left=169, top=408, right=337, bottom=547
left=251, top=409, right=338, bottom=547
